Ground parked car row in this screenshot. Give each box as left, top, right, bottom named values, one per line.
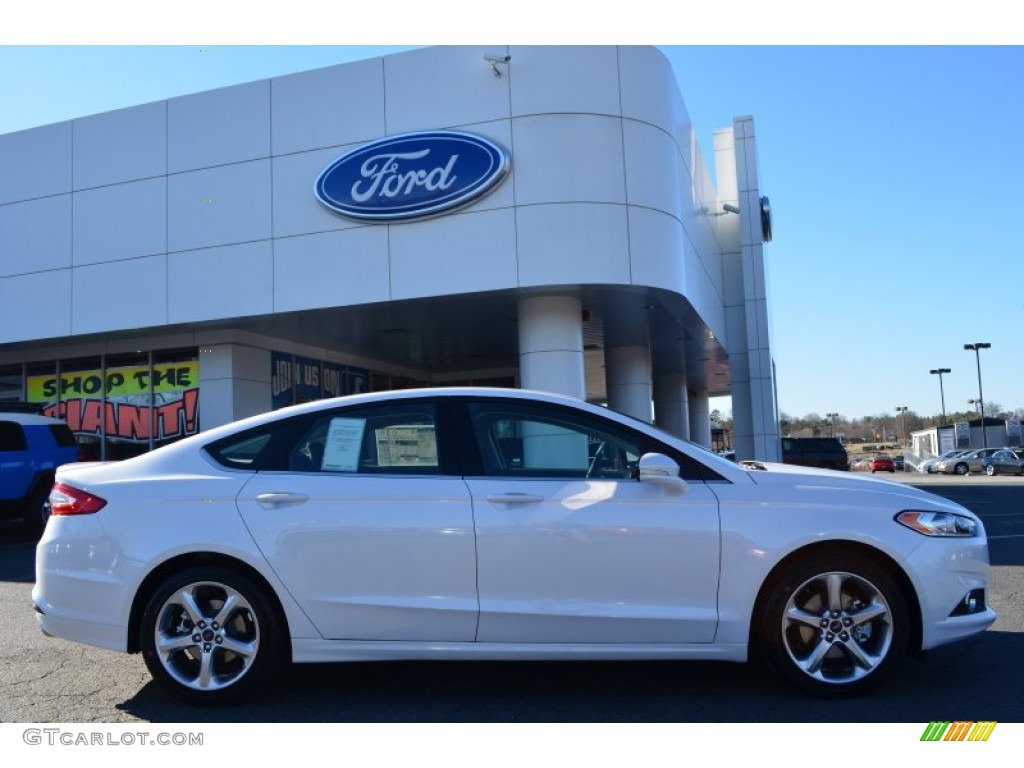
left=933, top=447, right=1024, bottom=476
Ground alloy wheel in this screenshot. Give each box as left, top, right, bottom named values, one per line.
left=777, top=569, right=897, bottom=689
left=152, top=581, right=260, bottom=693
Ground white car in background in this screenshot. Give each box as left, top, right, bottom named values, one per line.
left=34, top=388, right=996, bottom=704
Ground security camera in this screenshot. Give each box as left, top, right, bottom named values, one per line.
left=722, top=203, right=741, bottom=214
left=483, top=53, right=511, bottom=77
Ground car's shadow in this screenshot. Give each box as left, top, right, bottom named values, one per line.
left=116, top=630, right=1024, bottom=723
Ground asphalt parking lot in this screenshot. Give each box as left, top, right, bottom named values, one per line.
left=1, top=473, right=1022, bottom=723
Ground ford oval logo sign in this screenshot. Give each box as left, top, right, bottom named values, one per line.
left=314, top=131, right=510, bottom=221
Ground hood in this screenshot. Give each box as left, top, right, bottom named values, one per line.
left=739, top=461, right=967, bottom=512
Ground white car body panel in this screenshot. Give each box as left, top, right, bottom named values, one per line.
left=236, top=471, right=478, bottom=641
left=466, top=475, right=720, bottom=643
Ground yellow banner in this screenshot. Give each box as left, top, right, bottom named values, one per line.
left=27, top=362, right=198, bottom=402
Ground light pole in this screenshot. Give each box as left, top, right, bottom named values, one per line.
left=964, top=343, right=991, bottom=448
left=929, top=368, right=950, bottom=424
left=826, top=412, right=838, bottom=438
left=895, top=406, right=909, bottom=446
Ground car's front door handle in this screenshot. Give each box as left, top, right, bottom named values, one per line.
left=486, top=493, right=544, bottom=505
left=255, top=492, right=310, bottom=506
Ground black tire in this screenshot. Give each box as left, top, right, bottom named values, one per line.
left=140, top=566, right=284, bottom=705
left=986, top=464, right=996, bottom=477
left=954, top=463, right=969, bottom=476
left=22, top=482, right=51, bottom=538
left=756, top=552, right=908, bottom=697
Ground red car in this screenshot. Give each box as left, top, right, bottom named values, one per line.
left=870, top=455, right=896, bottom=473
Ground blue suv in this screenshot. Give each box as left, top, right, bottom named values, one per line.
left=0, top=407, right=81, bottom=535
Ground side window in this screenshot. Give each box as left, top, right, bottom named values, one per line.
left=288, top=404, right=440, bottom=475
left=467, top=402, right=642, bottom=479
left=0, top=421, right=27, bottom=452
left=210, top=433, right=274, bottom=468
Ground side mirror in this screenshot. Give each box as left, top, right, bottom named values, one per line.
left=637, top=453, right=689, bottom=494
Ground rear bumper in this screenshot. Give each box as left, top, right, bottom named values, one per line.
left=34, top=607, right=128, bottom=652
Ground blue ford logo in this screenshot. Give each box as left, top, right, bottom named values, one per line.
left=314, top=131, right=510, bottom=221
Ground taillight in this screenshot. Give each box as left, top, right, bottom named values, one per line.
left=49, top=483, right=107, bottom=516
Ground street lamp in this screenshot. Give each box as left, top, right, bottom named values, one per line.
left=964, top=343, right=991, bottom=448
left=825, top=412, right=838, bottom=438
left=929, top=368, right=951, bottom=424
left=895, top=406, right=909, bottom=446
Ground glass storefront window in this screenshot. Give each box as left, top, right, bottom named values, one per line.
left=19, top=348, right=199, bottom=460
left=56, top=355, right=104, bottom=460
left=0, top=363, right=24, bottom=403
left=152, top=348, right=200, bottom=451
left=103, top=352, right=152, bottom=461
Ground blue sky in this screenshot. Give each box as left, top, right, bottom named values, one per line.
left=1, top=35, right=1021, bottom=422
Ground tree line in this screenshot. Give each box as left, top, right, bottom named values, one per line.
left=710, top=403, right=1024, bottom=443
left=779, top=403, right=1023, bottom=441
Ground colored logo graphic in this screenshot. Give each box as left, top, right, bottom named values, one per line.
left=921, top=721, right=997, bottom=741
left=28, top=362, right=199, bottom=443
left=315, top=131, right=510, bottom=221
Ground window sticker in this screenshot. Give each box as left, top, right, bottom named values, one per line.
left=374, top=424, right=437, bottom=467
left=322, top=418, right=367, bottom=472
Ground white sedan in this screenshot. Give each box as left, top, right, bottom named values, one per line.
left=34, top=388, right=995, bottom=704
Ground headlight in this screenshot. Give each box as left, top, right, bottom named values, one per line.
left=896, top=510, right=978, bottom=537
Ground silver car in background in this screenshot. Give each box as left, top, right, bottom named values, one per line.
left=921, top=450, right=969, bottom=474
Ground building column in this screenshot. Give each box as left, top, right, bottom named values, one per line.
left=605, top=345, right=652, bottom=422
left=688, top=388, right=712, bottom=449
left=517, top=295, right=585, bottom=400
left=198, top=343, right=272, bottom=429
left=653, top=372, right=690, bottom=440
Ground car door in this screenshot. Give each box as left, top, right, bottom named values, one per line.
left=459, top=398, right=721, bottom=644
left=234, top=399, right=478, bottom=641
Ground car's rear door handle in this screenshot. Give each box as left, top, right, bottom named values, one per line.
left=256, top=492, right=309, bottom=506
left=486, top=493, right=544, bottom=505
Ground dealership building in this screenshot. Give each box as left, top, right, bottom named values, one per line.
left=0, top=45, right=780, bottom=461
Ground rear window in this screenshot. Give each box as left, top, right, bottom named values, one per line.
left=49, top=424, right=77, bottom=448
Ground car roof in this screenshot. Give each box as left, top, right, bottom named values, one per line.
left=171, top=386, right=683, bottom=450
left=0, top=412, right=68, bottom=427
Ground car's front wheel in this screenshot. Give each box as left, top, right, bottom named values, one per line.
left=986, top=464, right=996, bottom=476
left=757, top=553, right=908, bottom=697
left=954, top=463, right=969, bottom=476
left=140, top=567, right=284, bottom=705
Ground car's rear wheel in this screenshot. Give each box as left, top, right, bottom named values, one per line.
left=140, top=567, right=283, bottom=705
left=757, top=552, right=908, bottom=697
left=986, top=464, right=996, bottom=476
